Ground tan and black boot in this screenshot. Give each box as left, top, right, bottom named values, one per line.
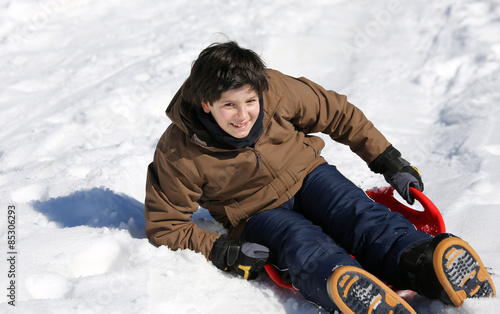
left=328, top=265, right=416, bottom=314
left=400, top=233, right=496, bottom=306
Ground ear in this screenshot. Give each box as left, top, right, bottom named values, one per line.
left=201, top=101, right=211, bottom=113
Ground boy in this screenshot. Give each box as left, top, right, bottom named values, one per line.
left=145, top=41, right=495, bottom=313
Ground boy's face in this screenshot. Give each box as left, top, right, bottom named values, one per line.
left=201, top=85, right=260, bottom=139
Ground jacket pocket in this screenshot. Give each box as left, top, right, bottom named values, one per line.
left=303, top=136, right=325, bottom=157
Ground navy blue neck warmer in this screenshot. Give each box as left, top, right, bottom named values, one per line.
left=196, top=97, right=264, bottom=149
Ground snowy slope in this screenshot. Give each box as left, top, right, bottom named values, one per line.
left=1, top=0, right=499, bottom=313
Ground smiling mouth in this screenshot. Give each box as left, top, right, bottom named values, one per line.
left=230, top=122, right=249, bottom=129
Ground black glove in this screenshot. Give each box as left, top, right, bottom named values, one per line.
left=369, top=145, right=424, bottom=205
left=211, top=236, right=269, bottom=280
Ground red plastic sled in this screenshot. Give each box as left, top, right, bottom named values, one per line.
left=264, top=186, right=446, bottom=291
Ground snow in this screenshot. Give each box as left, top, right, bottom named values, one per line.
left=1, top=0, right=499, bottom=313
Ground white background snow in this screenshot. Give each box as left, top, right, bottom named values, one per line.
left=1, top=0, right=500, bottom=313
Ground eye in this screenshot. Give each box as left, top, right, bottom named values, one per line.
left=224, top=103, right=234, bottom=107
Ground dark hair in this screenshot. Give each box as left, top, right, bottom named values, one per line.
left=181, top=41, right=269, bottom=107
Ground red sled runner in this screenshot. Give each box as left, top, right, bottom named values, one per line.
left=264, top=186, right=446, bottom=291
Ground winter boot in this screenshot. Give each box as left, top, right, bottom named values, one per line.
left=328, top=265, right=416, bottom=314
left=399, top=233, right=496, bottom=306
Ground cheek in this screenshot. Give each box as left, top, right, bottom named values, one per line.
left=217, top=109, right=234, bottom=123
left=250, top=106, right=260, bottom=120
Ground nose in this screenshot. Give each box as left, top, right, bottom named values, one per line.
left=236, top=105, right=248, bottom=119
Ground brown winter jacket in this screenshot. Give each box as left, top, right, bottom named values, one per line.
left=145, top=69, right=391, bottom=259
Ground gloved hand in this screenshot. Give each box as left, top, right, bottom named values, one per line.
left=211, top=236, right=269, bottom=280
left=369, top=145, right=424, bottom=205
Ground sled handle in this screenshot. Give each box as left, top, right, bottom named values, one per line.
left=410, top=186, right=446, bottom=235
left=365, top=186, right=446, bottom=235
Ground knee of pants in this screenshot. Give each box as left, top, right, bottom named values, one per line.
left=241, top=208, right=325, bottom=268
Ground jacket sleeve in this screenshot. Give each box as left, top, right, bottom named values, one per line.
left=272, top=70, right=391, bottom=164
left=145, top=144, right=220, bottom=259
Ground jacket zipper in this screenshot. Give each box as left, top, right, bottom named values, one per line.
left=252, top=148, right=264, bottom=170
left=251, top=148, right=280, bottom=181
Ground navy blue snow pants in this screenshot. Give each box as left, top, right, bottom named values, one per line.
left=240, top=163, right=432, bottom=312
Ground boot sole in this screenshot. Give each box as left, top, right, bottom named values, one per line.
left=328, top=266, right=416, bottom=314
left=433, top=237, right=496, bottom=306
